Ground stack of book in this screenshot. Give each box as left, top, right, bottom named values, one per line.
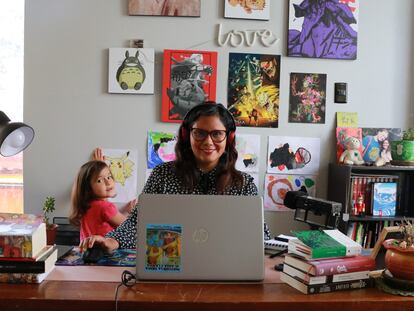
left=0, top=213, right=57, bottom=283
left=280, top=229, right=376, bottom=294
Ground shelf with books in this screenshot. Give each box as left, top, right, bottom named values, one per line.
left=327, top=163, right=414, bottom=247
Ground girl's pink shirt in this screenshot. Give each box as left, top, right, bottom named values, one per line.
left=80, top=199, right=118, bottom=241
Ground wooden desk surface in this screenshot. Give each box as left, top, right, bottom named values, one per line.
left=0, top=257, right=413, bottom=311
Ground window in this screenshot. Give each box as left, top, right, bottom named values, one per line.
left=0, top=1, right=24, bottom=213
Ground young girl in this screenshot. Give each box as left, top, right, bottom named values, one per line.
left=69, top=160, right=130, bottom=241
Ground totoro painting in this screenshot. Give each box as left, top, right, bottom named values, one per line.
left=108, top=48, right=155, bottom=94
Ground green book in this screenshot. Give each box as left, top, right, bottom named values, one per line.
left=291, top=230, right=347, bottom=259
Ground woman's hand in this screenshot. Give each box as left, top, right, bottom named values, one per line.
left=79, top=235, right=119, bottom=253
left=91, top=147, right=106, bottom=162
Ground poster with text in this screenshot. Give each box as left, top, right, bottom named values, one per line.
left=102, top=148, right=138, bottom=203
left=264, top=174, right=316, bottom=211
left=161, top=50, right=217, bottom=123
left=228, top=53, right=280, bottom=128
left=288, top=0, right=359, bottom=60
left=267, top=136, right=320, bottom=175
left=224, top=0, right=270, bottom=20
left=235, top=134, right=260, bottom=173
left=108, top=48, right=154, bottom=94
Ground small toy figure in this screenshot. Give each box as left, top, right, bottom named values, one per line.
left=339, top=136, right=365, bottom=165
left=354, top=195, right=366, bottom=216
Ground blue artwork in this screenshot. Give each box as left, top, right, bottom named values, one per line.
left=372, top=183, right=397, bottom=217
left=288, top=0, right=359, bottom=60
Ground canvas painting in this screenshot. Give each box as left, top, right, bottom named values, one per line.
left=128, top=0, right=200, bottom=17
left=289, top=72, right=326, bottom=124
left=161, top=50, right=218, bottom=122
left=147, top=131, right=177, bottom=169
left=361, top=128, right=402, bottom=164
left=336, top=127, right=362, bottom=163
left=224, top=0, right=270, bottom=20
left=235, top=134, right=261, bottom=173
left=267, top=136, right=320, bottom=175
left=264, top=174, right=316, bottom=211
left=228, top=53, right=280, bottom=128
left=102, top=149, right=138, bottom=203
left=288, top=0, right=359, bottom=60
left=108, top=48, right=154, bottom=94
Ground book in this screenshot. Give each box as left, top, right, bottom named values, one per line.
left=372, top=182, right=397, bottom=216
left=0, top=246, right=56, bottom=273
left=289, top=229, right=361, bottom=260
left=280, top=271, right=372, bottom=294
left=0, top=248, right=57, bottom=283
left=0, top=245, right=55, bottom=262
left=283, top=263, right=370, bottom=285
left=284, top=254, right=376, bottom=276
left=0, top=213, right=46, bottom=258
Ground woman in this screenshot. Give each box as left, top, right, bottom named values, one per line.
left=80, top=102, right=258, bottom=252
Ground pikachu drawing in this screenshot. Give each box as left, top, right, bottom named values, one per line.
left=106, top=151, right=135, bottom=186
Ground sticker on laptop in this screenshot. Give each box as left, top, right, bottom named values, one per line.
left=145, top=224, right=182, bottom=272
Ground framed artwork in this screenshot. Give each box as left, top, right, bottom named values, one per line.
left=289, top=72, right=327, bottom=124
left=267, top=136, right=320, bottom=176
left=128, top=0, right=200, bottom=17
left=235, top=134, right=261, bottom=173
left=361, top=128, right=402, bottom=164
left=102, top=149, right=138, bottom=204
left=227, top=53, right=280, bottom=128
left=147, top=131, right=177, bottom=169
left=161, top=50, right=217, bottom=123
left=264, top=174, right=316, bottom=211
left=224, top=0, right=270, bottom=20
left=287, top=0, right=359, bottom=60
left=336, top=127, right=362, bottom=163
left=108, top=48, right=154, bottom=94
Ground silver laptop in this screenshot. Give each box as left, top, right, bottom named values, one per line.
left=136, top=194, right=264, bottom=281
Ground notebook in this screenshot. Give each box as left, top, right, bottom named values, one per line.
left=136, top=194, right=264, bottom=281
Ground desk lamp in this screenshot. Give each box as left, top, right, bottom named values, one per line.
left=0, top=111, right=34, bottom=157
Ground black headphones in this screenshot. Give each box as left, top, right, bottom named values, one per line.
left=180, top=103, right=236, bottom=145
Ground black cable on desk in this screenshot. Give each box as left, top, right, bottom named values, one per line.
left=114, top=270, right=136, bottom=311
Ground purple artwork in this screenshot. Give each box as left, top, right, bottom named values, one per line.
left=288, top=0, right=359, bottom=60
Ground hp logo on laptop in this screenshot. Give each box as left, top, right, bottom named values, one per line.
left=192, top=228, right=209, bottom=243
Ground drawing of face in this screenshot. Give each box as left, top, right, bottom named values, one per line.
left=190, top=115, right=227, bottom=172
left=91, top=167, right=116, bottom=199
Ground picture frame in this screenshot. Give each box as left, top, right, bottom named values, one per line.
left=370, top=226, right=401, bottom=260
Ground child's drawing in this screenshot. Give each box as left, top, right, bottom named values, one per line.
left=103, top=149, right=138, bottom=203
left=235, top=134, right=260, bottom=173
left=267, top=136, right=320, bottom=175
left=264, top=174, right=316, bottom=211
left=147, top=131, right=177, bottom=169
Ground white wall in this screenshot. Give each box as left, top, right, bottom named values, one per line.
left=24, top=0, right=414, bottom=235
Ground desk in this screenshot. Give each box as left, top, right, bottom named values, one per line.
left=0, top=258, right=413, bottom=311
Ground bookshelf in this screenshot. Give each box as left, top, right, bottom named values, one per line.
left=327, top=163, right=414, bottom=248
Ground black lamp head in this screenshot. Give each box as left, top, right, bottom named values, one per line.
left=0, top=111, right=35, bottom=157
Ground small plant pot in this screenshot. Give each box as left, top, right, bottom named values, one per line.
left=46, top=224, right=59, bottom=245
left=383, top=239, right=414, bottom=281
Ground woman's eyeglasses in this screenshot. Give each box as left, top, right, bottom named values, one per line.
left=190, top=128, right=227, bottom=142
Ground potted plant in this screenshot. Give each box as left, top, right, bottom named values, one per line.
left=43, top=196, right=58, bottom=245
left=390, top=128, right=414, bottom=165
left=383, top=219, right=414, bottom=280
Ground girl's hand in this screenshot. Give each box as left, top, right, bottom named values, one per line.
left=92, top=148, right=106, bottom=162
left=79, top=235, right=119, bottom=253
left=126, top=198, right=138, bottom=214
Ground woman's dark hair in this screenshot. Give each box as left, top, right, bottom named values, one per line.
left=69, top=160, right=108, bottom=226
left=174, top=102, right=243, bottom=193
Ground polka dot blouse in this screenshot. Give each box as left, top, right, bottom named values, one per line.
left=106, top=161, right=258, bottom=249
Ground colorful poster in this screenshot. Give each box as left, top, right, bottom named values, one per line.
left=288, top=0, right=359, bottom=60
left=108, top=48, right=154, bottom=94
left=161, top=50, right=217, bottom=123
left=235, top=134, right=260, bottom=173
left=128, top=0, right=200, bottom=17
left=228, top=53, right=280, bottom=128
left=289, top=73, right=326, bottom=124
left=267, top=136, right=320, bottom=175
left=361, top=128, right=402, bottom=164
left=145, top=224, right=182, bottom=272
left=264, top=174, right=316, bottom=211
left=224, top=0, right=270, bottom=20
left=102, top=149, right=138, bottom=203
left=147, top=131, right=177, bottom=169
